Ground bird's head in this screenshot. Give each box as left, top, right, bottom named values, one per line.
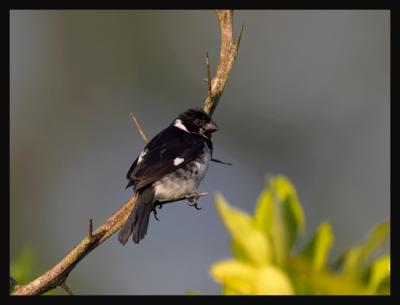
left=173, top=108, right=219, bottom=138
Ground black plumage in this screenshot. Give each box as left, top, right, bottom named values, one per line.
left=118, top=108, right=218, bottom=245
left=126, top=126, right=212, bottom=191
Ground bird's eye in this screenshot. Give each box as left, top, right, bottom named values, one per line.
left=194, top=119, right=202, bottom=125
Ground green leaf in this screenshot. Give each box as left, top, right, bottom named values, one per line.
left=210, top=259, right=294, bottom=295
left=338, top=221, right=389, bottom=278
left=301, top=222, right=334, bottom=270
left=273, top=176, right=305, bottom=241
left=215, top=194, right=272, bottom=266
left=231, top=240, right=248, bottom=262
left=254, top=188, right=273, bottom=235
left=254, top=176, right=305, bottom=265
left=367, top=255, right=390, bottom=294
left=211, top=175, right=389, bottom=295
left=357, top=221, right=389, bottom=261
left=210, top=259, right=258, bottom=294
left=289, top=257, right=368, bottom=295
left=255, top=265, right=294, bottom=295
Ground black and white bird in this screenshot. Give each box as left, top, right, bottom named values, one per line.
left=118, top=108, right=219, bottom=245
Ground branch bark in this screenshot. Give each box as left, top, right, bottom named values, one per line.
left=12, top=195, right=137, bottom=295
left=11, top=9, right=242, bottom=296
left=203, top=10, right=243, bottom=117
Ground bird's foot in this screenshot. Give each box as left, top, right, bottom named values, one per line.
left=154, top=200, right=165, bottom=209
left=186, top=193, right=203, bottom=210
left=152, top=203, right=161, bottom=221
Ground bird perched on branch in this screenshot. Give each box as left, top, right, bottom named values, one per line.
left=118, top=108, right=219, bottom=245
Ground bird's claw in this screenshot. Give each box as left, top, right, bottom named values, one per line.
left=186, top=193, right=202, bottom=210
left=187, top=201, right=202, bottom=210
left=152, top=203, right=161, bottom=221
left=154, top=200, right=164, bottom=209
left=152, top=209, right=160, bottom=221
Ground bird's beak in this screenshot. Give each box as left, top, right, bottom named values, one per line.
left=204, top=120, right=219, bottom=133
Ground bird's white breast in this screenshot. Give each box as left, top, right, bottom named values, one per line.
left=153, top=144, right=211, bottom=201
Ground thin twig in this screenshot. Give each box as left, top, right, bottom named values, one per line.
left=89, top=219, right=93, bottom=239
left=60, top=281, right=73, bottom=295
left=211, top=158, right=232, bottom=165
left=12, top=9, right=242, bottom=296
left=236, top=24, right=245, bottom=58
left=130, top=112, right=149, bottom=144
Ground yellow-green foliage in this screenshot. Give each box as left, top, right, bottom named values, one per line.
left=210, top=175, right=390, bottom=295
left=10, top=245, right=56, bottom=295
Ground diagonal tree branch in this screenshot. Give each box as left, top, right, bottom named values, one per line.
left=12, top=195, right=137, bottom=295
left=203, top=10, right=244, bottom=117
left=11, top=9, right=242, bottom=296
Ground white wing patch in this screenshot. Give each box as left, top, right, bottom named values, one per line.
left=173, top=157, right=185, bottom=166
left=173, top=119, right=189, bottom=132
left=138, top=149, right=147, bottom=164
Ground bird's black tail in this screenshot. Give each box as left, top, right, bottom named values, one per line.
left=118, top=187, right=154, bottom=245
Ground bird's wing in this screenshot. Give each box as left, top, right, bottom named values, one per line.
left=127, top=126, right=208, bottom=191
left=125, top=157, right=138, bottom=188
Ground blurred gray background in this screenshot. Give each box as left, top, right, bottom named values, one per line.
left=10, top=10, right=390, bottom=294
